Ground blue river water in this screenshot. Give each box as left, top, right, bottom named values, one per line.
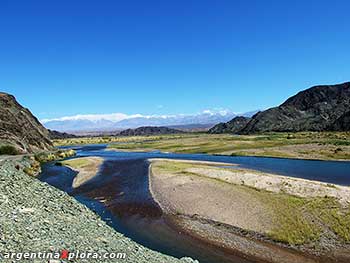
left=71, top=144, right=350, bottom=186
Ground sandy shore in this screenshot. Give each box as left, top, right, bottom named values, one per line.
left=149, top=158, right=350, bottom=263
left=222, top=143, right=350, bottom=162
left=184, top=163, right=350, bottom=205
left=61, top=157, right=104, bottom=188
left=149, top=159, right=272, bottom=233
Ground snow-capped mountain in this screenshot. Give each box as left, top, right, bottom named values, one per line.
left=42, top=110, right=257, bottom=132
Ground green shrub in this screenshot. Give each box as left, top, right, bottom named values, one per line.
left=0, top=145, right=18, bottom=155
left=34, top=149, right=76, bottom=163
left=23, top=167, right=36, bottom=176
left=34, top=152, right=49, bottom=162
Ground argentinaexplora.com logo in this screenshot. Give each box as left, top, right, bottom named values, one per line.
left=0, top=250, right=127, bottom=261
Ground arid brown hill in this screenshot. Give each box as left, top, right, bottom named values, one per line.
left=0, top=92, right=53, bottom=154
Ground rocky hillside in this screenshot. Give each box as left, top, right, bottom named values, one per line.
left=119, top=126, right=184, bottom=136
left=208, top=116, right=251, bottom=134
left=0, top=92, right=53, bottom=153
left=241, top=82, right=350, bottom=133
left=48, top=129, right=77, bottom=139
left=210, top=82, right=350, bottom=134
left=330, top=111, right=350, bottom=131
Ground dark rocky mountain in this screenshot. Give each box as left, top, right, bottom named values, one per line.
left=241, top=82, right=350, bottom=133
left=0, top=92, right=53, bottom=153
left=119, top=126, right=184, bottom=136
left=208, top=116, right=251, bottom=134
left=208, top=82, right=350, bottom=134
left=330, top=111, right=350, bottom=131
left=48, top=129, right=77, bottom=139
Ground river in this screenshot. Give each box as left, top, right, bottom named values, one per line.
left=39, top=144, right=350, bottom=263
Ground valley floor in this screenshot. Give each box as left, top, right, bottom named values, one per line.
left=54, top=132, right=350, bottom=161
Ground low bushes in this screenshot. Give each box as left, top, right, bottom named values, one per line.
left=0, top=145, right=18, bottom=155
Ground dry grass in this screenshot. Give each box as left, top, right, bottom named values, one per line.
left=60, top=157, right=104, bottom=188
left=61, top=158, right=91, bottom=169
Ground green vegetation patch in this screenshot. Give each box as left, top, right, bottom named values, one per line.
left=262, top=194, right=320, bottom=245
left=60, top=158, right=91, bottom=169
left=0, top=145, right=18, bottom=155
left=306, top=197, right=350, bottom=242
left=34, top=149, right=76, bottom=163
left=231, top=150, right=295, bottom=159
left=263, top=194, right=350, bottom=245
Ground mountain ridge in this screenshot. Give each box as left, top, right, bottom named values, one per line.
left=208, top=116, right=251, bottom=134
left=209, top=82, right=350, bottom=134
left=241, top=82, right=350, bottom=133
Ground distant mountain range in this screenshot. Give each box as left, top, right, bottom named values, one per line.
left=42, top=110, right=257, bottom=133
left=209, top=82, right=350, bottom=134
left=1, top=81, right=349, bottom=154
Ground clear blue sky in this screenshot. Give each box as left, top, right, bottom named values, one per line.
left=0, top=0, right=349, bottom=120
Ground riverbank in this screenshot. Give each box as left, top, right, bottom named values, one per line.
left=0, top=157, right=197, bottom=263
left=60, top=157, right=104, bottom=188
left=19, top=149, right=76, bottom=177
left=149, top=159, right=350, bottom=263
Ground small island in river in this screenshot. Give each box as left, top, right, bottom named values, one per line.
left=60, top=157, right=104, bottom=188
